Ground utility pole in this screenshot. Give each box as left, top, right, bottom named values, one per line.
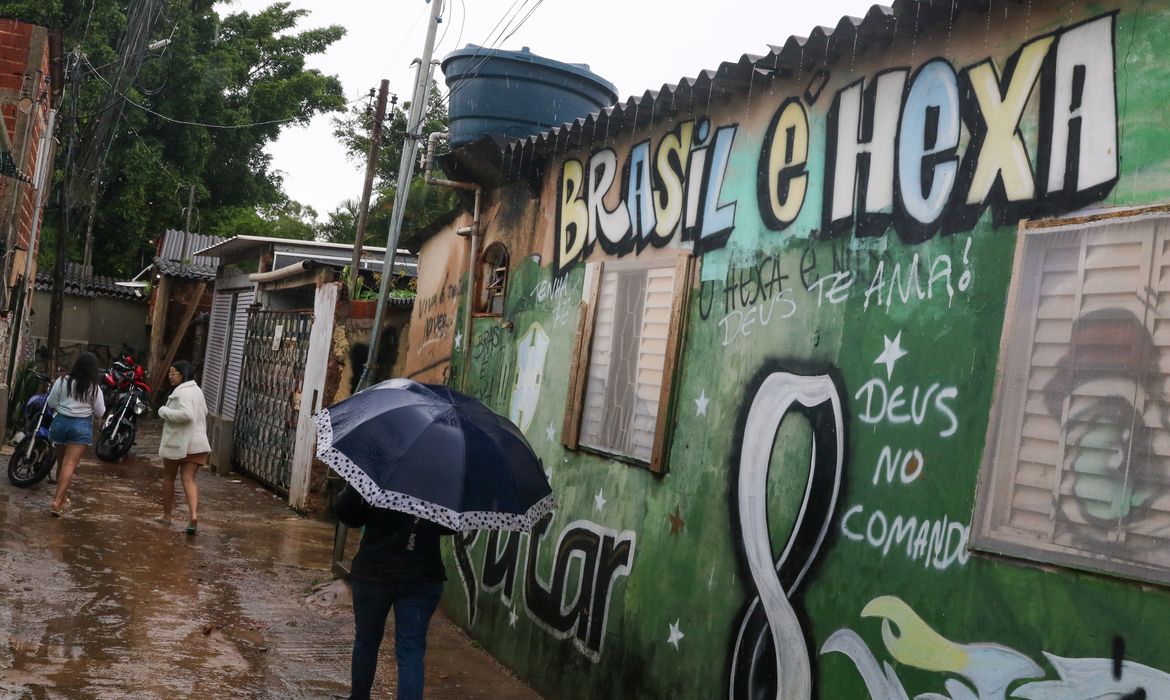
left=356, top=0, right=443, bottom=391
left=349, top=79, right=392, bottom=298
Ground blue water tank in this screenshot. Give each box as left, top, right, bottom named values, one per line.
left=441, top=45, right=618, bottom=146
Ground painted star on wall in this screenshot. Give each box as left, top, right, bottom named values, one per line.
left=695, top=389, right=710, bottom=417
left=594, top=488, right=607, bottom=511
left=874, top=332, right=909, bottom=380
left=508, top=608, right=518, bottom=627
left=668, top=505, right=685, bottom=535
left=454, top=331, right=463, bottom=350
left=546, top=421, right=556, bottom=442
left=667, top=619, right=685, bottom=650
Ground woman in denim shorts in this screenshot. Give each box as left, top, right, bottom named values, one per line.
left=47, top=352, right=106, bottom=516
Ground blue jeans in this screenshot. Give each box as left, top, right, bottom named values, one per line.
left=350, top=579, right=443, bottom=700
left=48, top=415, right=93, bottom=446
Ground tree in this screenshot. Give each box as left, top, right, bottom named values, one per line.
left=28, top=0, right=347, bottom=276
left=328, top=81, right=458, bottom=249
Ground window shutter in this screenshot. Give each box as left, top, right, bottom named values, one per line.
left=977, top=213, right=1170, bottom=585
left=572, top=256, right=687, bottom=466
left=563, top=263, right=602, bottom=449
left=649, top=253, right=694, bottom=473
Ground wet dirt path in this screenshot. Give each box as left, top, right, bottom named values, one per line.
left=0, top=420, right=539, bottom=699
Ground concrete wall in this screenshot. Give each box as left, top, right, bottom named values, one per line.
left=30, top=291, right=148, bottom=360
left=405, top=1, right=1170, bottom=697
left=408, top=225, right=470, bottom=384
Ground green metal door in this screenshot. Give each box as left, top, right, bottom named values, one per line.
left=232, top=309, right=313, bottom=493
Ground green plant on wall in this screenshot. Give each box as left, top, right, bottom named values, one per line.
left=342, top=266, right=379, bottom=301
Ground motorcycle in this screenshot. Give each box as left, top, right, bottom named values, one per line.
left=95, top=355, right=151, bottom=462
left=7, top=371, right=56, bottom=487
left=101, top=352, right=146, bottom=404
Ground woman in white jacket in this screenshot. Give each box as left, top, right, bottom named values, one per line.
left=157, top=360, right=210, bottom=534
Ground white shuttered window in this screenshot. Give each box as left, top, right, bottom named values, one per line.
left=567, top=255, right=691, bottom=470
left=974, top=211, right=1170, bottom=586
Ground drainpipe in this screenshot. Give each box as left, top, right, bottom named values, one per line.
left=423, top=131, right=481, bottom=391
left=247, top=259, right=316, bottom=283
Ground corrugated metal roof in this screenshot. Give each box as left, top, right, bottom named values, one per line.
left=33, top=262, right=145, bottom=301
left=154, top=229, right=223, bottom=280
left=501, top=0, right=1021, bottom=163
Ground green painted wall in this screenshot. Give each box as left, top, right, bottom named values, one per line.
left=423, top=2, right=1170, bottom=696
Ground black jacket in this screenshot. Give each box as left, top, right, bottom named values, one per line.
left=334, top=484, right=451, bottom=582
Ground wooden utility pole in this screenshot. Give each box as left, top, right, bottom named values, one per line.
left=349, top=80, right=391, bottom=298
left=356, top=0, right=443, bottom=392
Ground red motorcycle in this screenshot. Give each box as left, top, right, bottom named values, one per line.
left=96, top=352, right=151, bottom=462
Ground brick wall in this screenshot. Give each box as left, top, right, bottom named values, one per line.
left=0, top=19, right=52, bottom=265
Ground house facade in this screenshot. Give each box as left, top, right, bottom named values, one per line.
left=405, top=0, right=1170, bottom=697
left=0, top=17, right=60, bottom=391
left=198, top=236, right=418, bottom=513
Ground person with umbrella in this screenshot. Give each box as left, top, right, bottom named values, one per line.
left=334, top=484, right=451, bottom=700
left=315, top=379, right=554, bottom=700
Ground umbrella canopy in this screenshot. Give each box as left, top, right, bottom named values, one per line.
left=314, top=378, right=554, bottom=531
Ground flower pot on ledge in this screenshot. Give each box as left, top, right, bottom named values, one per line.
left=350, top=300, right=377, bottom=319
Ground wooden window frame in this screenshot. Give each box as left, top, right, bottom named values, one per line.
left=972, top=205, right=1170, bottom=587
left=562, top=252, right=694, bottom=473
left=473, top=241, right=509, bottom=317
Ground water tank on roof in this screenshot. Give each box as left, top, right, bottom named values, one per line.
left=441, top=45, right=618, bottom=147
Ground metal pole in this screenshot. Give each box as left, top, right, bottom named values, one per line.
left=350, top=80, right=391, bottom=298
left=355, top=0, right=443, bottom=392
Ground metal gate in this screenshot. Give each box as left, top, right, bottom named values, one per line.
left=232, top=309, right=313, bottom=493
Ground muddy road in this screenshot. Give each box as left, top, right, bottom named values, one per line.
left=0, top=421, right=538, bottom=699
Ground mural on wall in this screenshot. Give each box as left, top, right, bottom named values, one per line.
left=822, top=596, right=1169, bottom=698
left=728, top=371, right=845, bottom=698
left=554, top=13, right=1119, bottom=275
left=838, top=332, right=971, bottom=571
left=452, top=517, right=637, bottom=663
left=509, top=322, right=550, bottom=432
left=554, top=118, right=740, bottom=272
left=416, top=4, right=1170, bottom=699
left=1042, top=307, right=1169, bottom=552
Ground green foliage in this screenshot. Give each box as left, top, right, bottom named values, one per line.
left=39, top=0, right=346, bottom=276
left=325, top=81, right=458, bottom=248
left=211, top=200, right=320, bottom=241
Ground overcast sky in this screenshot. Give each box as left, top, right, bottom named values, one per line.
left=224, top=0, right=877, bottom=218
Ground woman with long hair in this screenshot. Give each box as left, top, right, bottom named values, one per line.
left=157, top=360, right=210, bottom=534
left=47, top=351, right=105, bottom=516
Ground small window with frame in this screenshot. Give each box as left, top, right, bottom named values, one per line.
left=973, top=207, right=1170, bottom=587
left=474, top=242, right=509, bottom=316
left=562, top=253, right=693, bottom=472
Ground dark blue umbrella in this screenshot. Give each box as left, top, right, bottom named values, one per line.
left=314, top=378, right=554, bottom=531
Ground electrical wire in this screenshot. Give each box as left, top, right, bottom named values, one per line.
left=439, top=0, right=545, bottom=111
left=377, top=3, right=428, bottom=79
left=80, top=53, right=304, bottom=130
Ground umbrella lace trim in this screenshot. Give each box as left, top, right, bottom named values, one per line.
left=314, top=409, right=555, bottom=532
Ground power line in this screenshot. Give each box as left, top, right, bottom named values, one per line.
left=439, top=0, right=545, bottom=111
left=79, top=53, right=304, bottom=130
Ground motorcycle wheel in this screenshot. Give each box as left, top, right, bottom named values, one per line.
left=95, top=423, right=135, bottom=462
left=7, top=436, right=55, bottom=487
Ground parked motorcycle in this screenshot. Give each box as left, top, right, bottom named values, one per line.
left=101, top=352, right=146, bottom=404
left=7, top=370, right=56, bottom=487
left=95, top=355, right=151, bottom=462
